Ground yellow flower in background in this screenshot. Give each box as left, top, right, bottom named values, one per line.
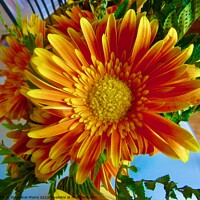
left=25, top=9, right=200, bottom=185
left=21, top=14, right=46, bottom=48
left=0, top=14, right=46, bottom=122
left=9, top=13, right=46, bottom=48
left=54, top=189, right=76, bottom=200
left=21, top=14, right=46, bottom=36
left=54, top=188, right=115, bottom=200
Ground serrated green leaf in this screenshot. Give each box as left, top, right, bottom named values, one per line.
left=0, top=148, right=15, bottom=155
left=170, top=190, right=177, bottom=199
left=134, top=181, right=146, bottom=199
left=1, top=156, right=24, bottom=164
left=192, top=0, right=200, bottom=20
left=144, top=181, right=156, bottom=191
left=178, top=2, right=194, bottom=38
left=181, top=186, right=193, bottom=199
left=116, top=181, right=133, bottom=200
left=163, top=10, right=177, bottom=31
left=50, top=163, right=68, bottom=180
left=156, top=175, right=170, bottom=184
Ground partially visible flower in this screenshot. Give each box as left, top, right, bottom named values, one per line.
left=50, top=6, right=95, bottom=37
left=0, top=14, right=46, bottom=122
left=26, top=9, right=200, bottom=185
left=50, top=5, right=117, bottom=37
left=10, top=14, right=46, bottom=48
left=0, top=37, right=30, bottom=121
left=21, top=14, right=46, bottom=37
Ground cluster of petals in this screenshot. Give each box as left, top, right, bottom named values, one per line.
left=0, top=14, right=46, bottom=121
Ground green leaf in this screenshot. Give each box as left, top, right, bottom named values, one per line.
left=0, top=177, right=21, bottom=199
left=16, top=0, right=22, bottom=28
left=134, top=181, right=146, bottom=199
left=163, top=10, right=178, bottom=32
left=144, top=181, right=156, bottom=191
left=1, top=156, right=24, bottom=164
left=0, top=178, right=19, bottom=193
left=186, top=36, right=200, bottom=63
left=177, top=33, right=198, bottom=49
left=93, top=153, right=107, bottom=180
left=181, top=186, right=193, bottom=199
left=0, top=13, right=9, bottom=32
left=57, top=177, right=100, bottom=198
left=178, top=2, right=194, bottom=38
left=2, top=123, right=28, bottom=131
left=170, top=190, right=177, bottom=199
left=23, top=33, right=37, bottom=54
left=114, top=0, right=129, bottom=19
left=164, top=181, right=178, bottom=200
left=0, top=148, right=15, bottom=155
left=192, top=0, right=200, bottom=20
left=116, top=181, right=133, bottom=200
left=156, top=175, right=170, bottom=185
left=179, top=186, right=200, bottom=199
left=128, top=165, right=138, bottom=173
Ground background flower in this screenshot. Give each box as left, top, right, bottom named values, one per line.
left=0, top=14, right=46, bottom=122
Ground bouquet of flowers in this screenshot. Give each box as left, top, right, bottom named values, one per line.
left=0, top=0, right=200, bottom=199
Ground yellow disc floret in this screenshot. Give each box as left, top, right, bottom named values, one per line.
left=88, top=76, right=133, bottom=123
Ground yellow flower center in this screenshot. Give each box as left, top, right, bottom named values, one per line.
left=88, top=76, right=133, bottom=123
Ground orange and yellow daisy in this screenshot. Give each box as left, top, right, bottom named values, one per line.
left=0, top=37, right=31, bottom=121
left=25, top=9, right=200, bottom=185
left=50, top=6, right=95, bottom=37
left=0, top=14, right=46, bottom=122
left=50, top=5, right=118, bottom=38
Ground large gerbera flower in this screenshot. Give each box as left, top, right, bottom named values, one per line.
left=26, top=9, right=200, bottom=184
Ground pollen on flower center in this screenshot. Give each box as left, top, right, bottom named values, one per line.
left=87, top=76, right=133, bottom=123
